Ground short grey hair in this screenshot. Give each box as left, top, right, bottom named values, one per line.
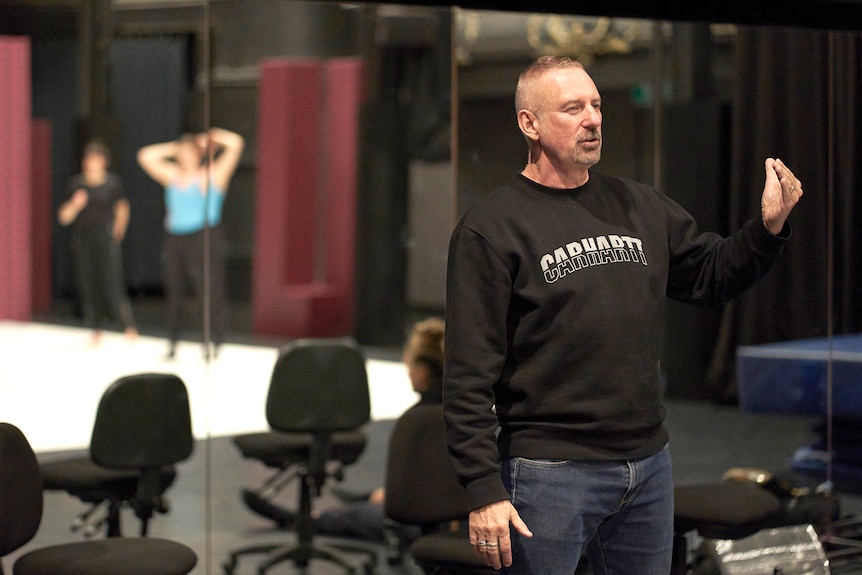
left=515, top=56, right=585, bottom=115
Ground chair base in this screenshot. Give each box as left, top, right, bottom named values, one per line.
left=222, top=540, right=376, bottom=575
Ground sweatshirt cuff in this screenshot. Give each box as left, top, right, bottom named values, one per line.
left=465, top=471, right=512, bottom=511
left=746, top=218, right=790, bottom=258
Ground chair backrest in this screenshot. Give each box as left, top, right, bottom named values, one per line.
left=0, top=423, right=43, bottom=557
left=265, top=340, right=371, bottom=433
left=89, top=373, right=194, bottom=469
left=384, top=404, right=471, bottom=526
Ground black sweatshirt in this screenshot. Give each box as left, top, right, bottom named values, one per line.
left=443, top=172, right=789, bottom=510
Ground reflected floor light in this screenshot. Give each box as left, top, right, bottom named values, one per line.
left=0, top=320, right=417, bottom=453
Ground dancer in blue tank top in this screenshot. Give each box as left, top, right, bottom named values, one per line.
left=137, top=127, right=244, bottom=359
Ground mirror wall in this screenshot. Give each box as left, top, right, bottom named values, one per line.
left=453, top=8, right=857, bottom=402
left=2, top=0, right=860, bottom=572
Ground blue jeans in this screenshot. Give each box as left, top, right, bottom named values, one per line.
left=501, top=446, right=673, bottom=575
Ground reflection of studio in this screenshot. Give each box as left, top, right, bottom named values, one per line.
left=1, top=2, right=862, bottom=575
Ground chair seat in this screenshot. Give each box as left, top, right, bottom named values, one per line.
left=233, top=430, right=366, bottom=468
left=674, top=481, right=783, bottom=540
left=40, top=457, right=177, bottom=502
left=13, top=537, right=197, bottom=575
left=410, top=531, right=493, bottom=574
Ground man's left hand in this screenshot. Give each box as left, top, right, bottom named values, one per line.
left=761, top=157, right=802, bottom=235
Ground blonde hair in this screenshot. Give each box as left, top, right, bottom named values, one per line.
left=515, top=56, right=585, bottom=115
left=404, top=317, right=445, bottom=378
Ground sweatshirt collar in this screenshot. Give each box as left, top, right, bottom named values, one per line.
left=514, top=172, right=591, bottom=200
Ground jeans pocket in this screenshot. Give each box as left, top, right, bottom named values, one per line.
left=513, top=456, right=570, bottom=469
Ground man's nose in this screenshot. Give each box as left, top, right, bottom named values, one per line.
left=583, top=107, right=601, bottom=126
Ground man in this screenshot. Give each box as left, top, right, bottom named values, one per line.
left=442, top=56, right=802, bottom=574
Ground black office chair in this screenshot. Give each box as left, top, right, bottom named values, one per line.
left=0, top=422, right=197, bottom=575
left=38, top=373, right=194, bottom=538
left=224, top=340, right=377, bottom=575
left=384, top=404, right=494, bottom=575
left=672, top=473, right=842, bottom=574
left=671, top=481, right=785, bottom=574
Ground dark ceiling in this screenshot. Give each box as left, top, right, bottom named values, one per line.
left=325, top=0, right=862, bottom=32
left=3, top=0, right=862, bottom=35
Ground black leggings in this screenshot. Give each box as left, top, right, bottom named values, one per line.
left=72, top=226, right=136, bottom=331
left=162, top=225, right=226, bottom=347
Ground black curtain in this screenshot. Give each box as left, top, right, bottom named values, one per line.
left=32, top=37, right=80, bottom=298
left=355, top=12, right=451, bottom=346
left=706, top=28, right=862, bottom=401
left=109, top=36, right=189, bottom=292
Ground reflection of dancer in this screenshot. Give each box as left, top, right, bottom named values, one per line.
left=58, top=140, right=138, bottom=345
left=244, top=317, right=446, bottom=545
left=136, top=127, right=244, bottom=359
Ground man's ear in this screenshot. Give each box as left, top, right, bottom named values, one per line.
left=517, top=109, right=539, bottom=141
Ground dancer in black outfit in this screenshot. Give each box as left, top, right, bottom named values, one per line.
left=58, top=140, right=138, bottom=345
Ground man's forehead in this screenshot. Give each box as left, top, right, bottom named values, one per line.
left=541, top=69, right=599, bottom=98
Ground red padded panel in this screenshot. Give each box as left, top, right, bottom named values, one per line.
left=0, top=36, right=32, bottom=321
left=251, top=58, right=365, bottom=338
left=320, top=57, right=365, bottom=335
left=31, top=118, right=52, bottom=315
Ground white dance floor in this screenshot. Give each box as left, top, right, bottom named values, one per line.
left=0, top=320, right=418, bottom=453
